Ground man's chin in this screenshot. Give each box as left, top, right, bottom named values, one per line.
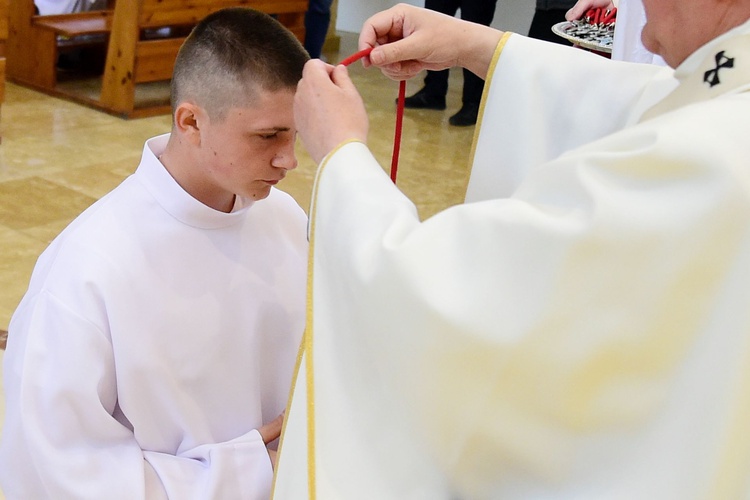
left=640, top=29, right=659, bottom=55
left=248, top=187, right=273, bottom=201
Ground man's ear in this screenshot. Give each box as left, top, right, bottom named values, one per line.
left=173, top=102, right=206, bottom=146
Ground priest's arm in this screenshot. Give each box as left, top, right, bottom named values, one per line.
left=286, top=9, right=750, bottom=498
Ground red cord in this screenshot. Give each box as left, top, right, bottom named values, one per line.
left=339, top=47, right=404, bottom=184
left=339, top=47, right=373, bottom=66
left=391, top=81, right=405, bottom=183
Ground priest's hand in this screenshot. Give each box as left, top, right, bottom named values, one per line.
left=259, top=412, right=285, bottom=470
left=566, top=0, right=616, bottom=21
left=357, top=3, right=503, bottom=82
left=294, top=59, right=369, bottom=164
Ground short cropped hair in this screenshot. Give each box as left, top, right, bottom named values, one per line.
left=171, top=7, right=309, bottom=120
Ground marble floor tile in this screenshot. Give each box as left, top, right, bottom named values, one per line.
left=0, top=225, right=48, bottom=328
left=0, top=176, right=98, bottom=230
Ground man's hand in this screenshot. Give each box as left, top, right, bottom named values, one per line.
left=259, top=412, right=285, bottom=470
left=566, top=0, right=616, bottom=21
left=358, top=3, right=503, bottom=82
left=258, top=412, right=284, bottom=444
left=294, top=60, right=369, bottom=164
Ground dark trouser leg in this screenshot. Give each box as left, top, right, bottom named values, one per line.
left=304, top=0, right=335, bottom=59
left=527, top=8, right=574, bottom=45
left=419, top=0, right=461, bottom=96
left=422, top=69, right=450, bottom=97
left=458, top=0, right=498, bottom=105
left=461, top=69, right=486, bottom=107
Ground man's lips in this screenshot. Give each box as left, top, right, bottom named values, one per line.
left=263, top=174, right=285, bottom=185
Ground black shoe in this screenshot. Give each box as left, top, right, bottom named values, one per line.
left=449, top=103, right=479, bottom=126
left=402, top=88, right=446, bottom=110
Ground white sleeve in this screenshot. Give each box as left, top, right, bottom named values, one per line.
left=467, top=33, right=676, bottom=201
left=0, top=291, right=273, bottom=500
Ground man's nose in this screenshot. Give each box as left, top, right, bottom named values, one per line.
left=271, top=140, right=298, bottom=171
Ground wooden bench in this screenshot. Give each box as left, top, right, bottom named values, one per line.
left=7, top=1, right=113, bottom=90
left=100, top=0, right=306, bottom=117
left=8, top=0, right=307, bottom=118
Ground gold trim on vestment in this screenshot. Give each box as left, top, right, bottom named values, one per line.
left=272, top=139, right=363, bottom=499
left=466, top=31, right=513, bottom=188
left=269, top=316, right=307, bottom=497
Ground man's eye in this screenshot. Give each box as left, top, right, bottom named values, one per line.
left=260, top=133, right=278, bottom=140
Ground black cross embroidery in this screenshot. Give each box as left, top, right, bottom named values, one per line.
left=704, top=51, right=735, bottom=87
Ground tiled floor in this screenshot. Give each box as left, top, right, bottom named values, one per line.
left=0, top=32, right=477, bottom=496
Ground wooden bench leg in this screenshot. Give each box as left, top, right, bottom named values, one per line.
left=99, top=2, right=138, bottom=116
left=8, top=27, right=58, bottom=89
left=100, top=53, right=136, bottom=116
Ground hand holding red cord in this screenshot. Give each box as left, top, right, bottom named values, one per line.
left=295, top=48, right=404, bottom=183
left=294, top=60, right=369, bottom=165
left=296, top=4, right=505, bottom=179
left=356, top=4, right=502, bottom=83
left=339, top=48, right=405, bottom=183
left=565, top=0, right=615, bottom=22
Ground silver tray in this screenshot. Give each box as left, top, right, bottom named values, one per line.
left=551, top=21, right=613, bottom=54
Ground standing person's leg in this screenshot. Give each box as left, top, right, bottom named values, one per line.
left=304, top=0, right=335, bottom=59
left=403, top=0, right=460, bottom=110
left=450, top=0, right=498, bottom=125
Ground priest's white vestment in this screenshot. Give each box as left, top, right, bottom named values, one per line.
left=0, top=134, right=308, bottom=499
left=272, top=20, right=750, bottom=500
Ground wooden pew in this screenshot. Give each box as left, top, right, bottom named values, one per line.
left=7, top=0, right=112, bottom=91
left=100, top=0, right=306, bottom=118
left=8, top=0, right=306, bottom=118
